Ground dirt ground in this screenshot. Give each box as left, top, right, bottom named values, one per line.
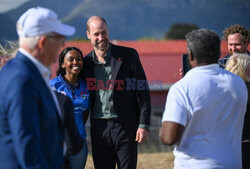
left=85, top=152, right=174, bottom=169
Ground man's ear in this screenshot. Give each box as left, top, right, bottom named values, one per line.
left=86, top=31, right=90, bottom=40
left=37, top=36, right=47, bottom=50
left=188, top=50, right=194, bottom=61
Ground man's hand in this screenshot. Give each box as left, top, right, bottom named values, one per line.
left=135, top=128, right=149, bottom=143
left=179, top=68, right=183, bottom=77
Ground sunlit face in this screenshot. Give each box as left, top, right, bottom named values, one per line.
left=87, top=18, right=109, bottom=52
left=227, top=33, right=248, bottom=55
left=62, top=50, right=83, bottom=76
left=46, top=34, right=65, bottom=65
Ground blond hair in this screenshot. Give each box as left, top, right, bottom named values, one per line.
left=0, top=41, right=19, bottom=69
left=225, top=53, right=250, bottom=81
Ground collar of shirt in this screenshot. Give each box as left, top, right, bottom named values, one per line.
left=188, top=64, right=219, bottom=74
left=58, top=74, right=80, bottom=89
left=92, top=43, right=111, bottom=65
left=19, top=48, right=51, bottom=83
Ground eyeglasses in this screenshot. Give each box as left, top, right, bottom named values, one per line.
left=47, top=35, right=65, bottom=39
left=46, top=34, right=65, bottom=46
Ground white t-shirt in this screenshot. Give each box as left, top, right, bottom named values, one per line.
left=162, top=64, right=248, bottom=169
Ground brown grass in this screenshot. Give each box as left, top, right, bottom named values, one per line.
left=85, top=152, right=174, bottom=169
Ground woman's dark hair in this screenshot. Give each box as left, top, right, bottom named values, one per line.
left=56, top=47, right=84, bottom=76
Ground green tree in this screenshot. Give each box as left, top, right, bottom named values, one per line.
left=165, top=23, right=199, bottom=40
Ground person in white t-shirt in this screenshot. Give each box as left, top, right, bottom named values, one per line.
left=159, top=28, right=248, bottom=169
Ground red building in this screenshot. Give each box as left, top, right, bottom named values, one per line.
left=0, top=40, right=245, bottom=151
left=51, top=40, right=229, bottom=118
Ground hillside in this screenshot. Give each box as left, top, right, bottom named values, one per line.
left=0, top=0, right=249, bottom=43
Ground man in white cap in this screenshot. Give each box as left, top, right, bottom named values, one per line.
left=0, top=6, right=75, bottom=169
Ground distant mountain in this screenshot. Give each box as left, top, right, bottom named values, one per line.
left=0, top=0, right=249, bottom=43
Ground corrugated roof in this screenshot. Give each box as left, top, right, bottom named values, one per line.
left=50, top=40, right=230, bottom=88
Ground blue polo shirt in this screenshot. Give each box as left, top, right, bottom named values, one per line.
left=50, top=74, right=90, bottom=139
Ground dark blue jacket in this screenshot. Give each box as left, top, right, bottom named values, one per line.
left=55, top=91, right=83, bottom=156
left=0, top=52, right=64, bottom=169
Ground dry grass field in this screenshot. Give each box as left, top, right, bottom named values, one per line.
left=85, top=152, right=174, bottom=169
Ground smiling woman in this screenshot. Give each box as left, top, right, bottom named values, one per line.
left=50, top=46, right=90, bottom=169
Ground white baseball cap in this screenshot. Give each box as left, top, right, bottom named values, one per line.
left=16, top=6, right=75, bottom=37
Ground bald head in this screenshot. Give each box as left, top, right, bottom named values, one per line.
left=87, top=16, right=108, bottom=33
left=86, top=16, right=109, bottom=52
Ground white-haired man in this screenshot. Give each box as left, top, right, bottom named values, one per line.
left=0, top=7, right=75, bottom=169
